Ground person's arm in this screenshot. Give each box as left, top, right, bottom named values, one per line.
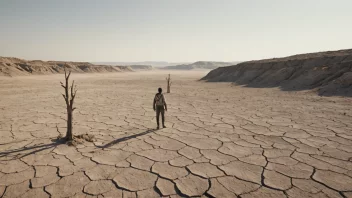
left=163, top=95, right=167, bottom=111
left=153, top=96, right=156, bottom=111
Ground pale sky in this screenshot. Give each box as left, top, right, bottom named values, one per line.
left=0, top=0, right=351, bottom=62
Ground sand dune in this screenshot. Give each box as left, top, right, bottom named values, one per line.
left=202, top=49, right=352, bottom=96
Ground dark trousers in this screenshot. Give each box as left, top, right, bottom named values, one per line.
left=156, top=105, right=165, bottom=126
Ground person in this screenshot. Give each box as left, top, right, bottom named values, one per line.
left=153, top=88, right=167, bottom=129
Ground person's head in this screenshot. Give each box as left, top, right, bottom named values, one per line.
left=158, top=88, right=162, bottom=93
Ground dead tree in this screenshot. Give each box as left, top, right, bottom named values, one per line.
left=60, top=68, right=77, bottom=141
left=166, top=74, right=172, bottom=93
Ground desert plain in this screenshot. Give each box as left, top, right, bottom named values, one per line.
left=0, top=70, right=352, bottom=198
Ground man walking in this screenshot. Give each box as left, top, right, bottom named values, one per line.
left=153, top=88, right=167, bottom=129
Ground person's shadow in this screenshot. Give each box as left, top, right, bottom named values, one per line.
left=97, top=128, right=157, bottom=148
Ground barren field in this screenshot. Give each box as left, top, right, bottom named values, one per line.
left=0, top=70, right=352, bottom=198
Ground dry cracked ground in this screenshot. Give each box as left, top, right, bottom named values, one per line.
left=0, top=70, right=352, bottom=198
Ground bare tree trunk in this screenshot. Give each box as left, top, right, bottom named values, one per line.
left=166, top=74, right=171, bottom=93
left=67, top=110, right=73, bottom=141
left=61, top=67, right=77, bottom=141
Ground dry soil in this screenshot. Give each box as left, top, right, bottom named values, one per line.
left=0, top=70, right=351, bottom=198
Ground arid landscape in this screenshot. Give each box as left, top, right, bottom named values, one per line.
left=0, top=68, right=352, bottom=197
left=1, top=0, right=351, bottom=197
left=203, top=49, right=352, bottom=97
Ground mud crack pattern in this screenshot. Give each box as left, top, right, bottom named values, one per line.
left=0, top=71, right=351, bottom=197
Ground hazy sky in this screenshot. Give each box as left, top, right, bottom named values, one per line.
left=0, top=0, right=351, bottom=62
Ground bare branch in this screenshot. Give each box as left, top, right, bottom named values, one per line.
left=64, top=68, right=69, bottom=102
left=60, top=82, right=66, bottom=89
left=67, top=71, right=71, bottom=80
left=62, top=94, right=67, bottom=101
left=71, top=80, right=75, bottom=97
left=70, top=87, right=78, bottom=109
left=74, top=87, right=78, bottom=96
left=71, top=89, right=78, bottom=105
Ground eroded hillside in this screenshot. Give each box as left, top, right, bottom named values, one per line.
left=0, top=57, right=132, bottom=76
left=202, top=49, right=352, bottom=96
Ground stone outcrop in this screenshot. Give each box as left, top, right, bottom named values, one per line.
left=202, top=49, right=352, bottom=96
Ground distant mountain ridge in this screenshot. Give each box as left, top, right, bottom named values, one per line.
left=129, top=65, right=153, bottom=70
left=92, top=61, right=189, bottom=67
left=0, top=57, right=132, bottom=76
left=161, top=61, right=236, bottom=70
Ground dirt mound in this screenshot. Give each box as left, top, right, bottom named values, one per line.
left=201, top=49, right=352, bottom=96
left=0, top=57, right=133, bottom=76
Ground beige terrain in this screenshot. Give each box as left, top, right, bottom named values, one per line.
left=0, top=57, right=133, bottom=77
left=0, top=70, right=352, bottom=198
left=202, top=49, right=352, bottom=97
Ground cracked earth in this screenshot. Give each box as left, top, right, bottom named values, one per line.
left=0, top=70, right=352, bottom=198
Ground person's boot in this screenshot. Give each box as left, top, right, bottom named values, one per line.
left=163, top=125, right=166, bottom=128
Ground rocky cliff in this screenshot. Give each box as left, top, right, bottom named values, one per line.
left=201, top=49, right=352, bottom=96
left=0, top=57, right=133, bottom=76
